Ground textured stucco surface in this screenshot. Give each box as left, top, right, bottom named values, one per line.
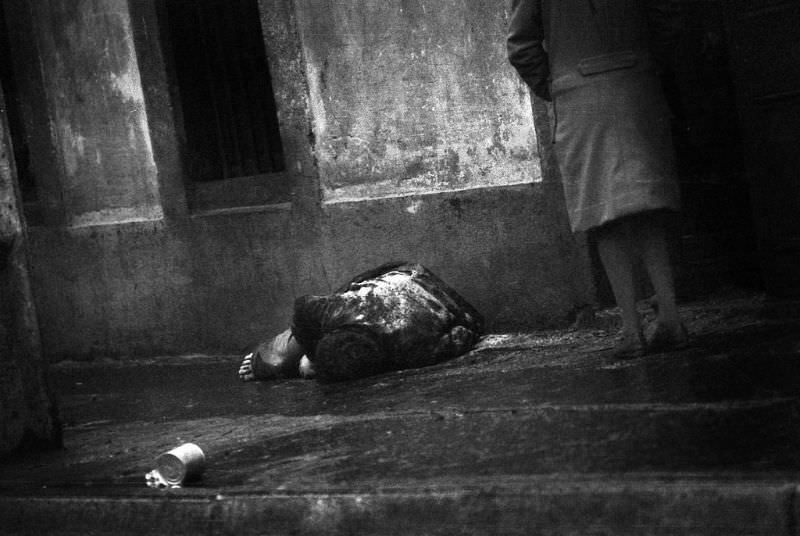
left=32, top=0, right=162, bottom=227
left=296, top=0, right=540, bottom=202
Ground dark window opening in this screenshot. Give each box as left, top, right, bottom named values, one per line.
left=164, top=0, right=285, bottom=183
left=0, top=1, right=35, bottom=202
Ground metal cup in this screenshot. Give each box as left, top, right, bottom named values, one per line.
left=155, top=443, right=205, bottom=486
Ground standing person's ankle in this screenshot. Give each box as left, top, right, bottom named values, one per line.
left=647, top=321, right=689, bottom=352
left=613, top=326, right=646, bottom=358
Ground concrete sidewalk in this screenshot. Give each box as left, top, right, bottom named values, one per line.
left=2, top=292, right=800, bottom=535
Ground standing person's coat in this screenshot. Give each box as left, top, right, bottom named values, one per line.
left=507, top=0, right=682, bottom=232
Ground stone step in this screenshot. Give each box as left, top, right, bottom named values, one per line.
left=1, top=477, right=796, bottom=535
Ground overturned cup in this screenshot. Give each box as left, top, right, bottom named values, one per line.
left=154, top=443, right=206, bottom=486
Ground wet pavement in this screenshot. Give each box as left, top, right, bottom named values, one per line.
left=3, top=292, right=800, bottom=534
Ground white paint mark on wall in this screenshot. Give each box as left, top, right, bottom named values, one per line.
left=109, top=68, right=145, bottom=105
left=58, top=122, right=87, bottom=177
left=106, top=0, right=146, bottom=106
left=405, top=199, right=423, bottom=214
left=303, top=60, right=328, bottom=150
left=105, top=5, right=157, bottom=161
left=69, top=205, right=164, bottom=229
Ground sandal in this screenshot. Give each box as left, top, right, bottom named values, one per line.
left=647, top=322, right=689, bottom=353
left=611, top=331, right=647, bottom=359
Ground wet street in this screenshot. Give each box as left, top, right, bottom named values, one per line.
left=3, top=292, right=800, bottom=534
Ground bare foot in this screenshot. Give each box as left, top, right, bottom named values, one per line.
left=238, top=328, right=306, bottom=381
left=238, top=351, right=259, bottom=382
left=299, top=356, right=315, bottom=378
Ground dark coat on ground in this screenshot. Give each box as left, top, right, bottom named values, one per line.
left=291, top=262, right=484, bottom=382
left=507, top=0, right=682, bottom=232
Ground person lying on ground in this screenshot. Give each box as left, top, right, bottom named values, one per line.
left=238, top=262, right=484, bottom=383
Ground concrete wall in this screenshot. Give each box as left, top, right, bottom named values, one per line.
left=297, top=0, right=539, bottom=202
left=30, top=0, right=163, bottom=228
left=0, top=82, right=60, bottom=456
left=11, top=0, right=593, bottom=361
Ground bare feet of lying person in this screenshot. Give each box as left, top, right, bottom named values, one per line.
left=238, top=328, right=308, bottom=381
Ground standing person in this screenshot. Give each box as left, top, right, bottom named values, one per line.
left=507, top=0, right=688, bottom=356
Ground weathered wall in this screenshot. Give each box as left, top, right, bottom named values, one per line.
left=0, top=83, right=60, bottom=456
left=296, top=0, right=539, bottom=202
left=30, top=0, right=163, bottom=228
left=14, top=0, right=593, bottom=361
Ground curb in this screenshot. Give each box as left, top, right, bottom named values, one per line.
left=1, top=479, right=796, bottom=535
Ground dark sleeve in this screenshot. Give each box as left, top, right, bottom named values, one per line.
left=507, top=0, right=551, bottom=101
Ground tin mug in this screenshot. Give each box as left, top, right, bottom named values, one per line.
left=155, top=443, right=206, bottom=486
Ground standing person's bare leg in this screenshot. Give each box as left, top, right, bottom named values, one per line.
left=595, top=221, right=646, bottom=356
left=636, top=213, right=688, bottom=350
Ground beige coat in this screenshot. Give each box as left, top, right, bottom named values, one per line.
left=508, top=0, right=681, bottom=232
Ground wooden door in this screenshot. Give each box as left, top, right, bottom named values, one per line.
left=668, top=0, right=761, bottom=297
left=726, top=1, right=800, bottom=296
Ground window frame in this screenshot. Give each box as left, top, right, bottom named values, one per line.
left=133, top=0, right=313, bottom=215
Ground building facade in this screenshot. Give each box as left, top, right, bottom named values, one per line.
left=3, top=0, right=794, bottom=362
left=1, top=0, right=594, bottom=360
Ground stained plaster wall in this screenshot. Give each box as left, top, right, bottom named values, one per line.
left=18, top=0, right=592, bottom=360
left=298, top=0, right=539, bottom=202
left=0, top=82, right=60, bottom=455
left=29, top=0, right=163, bottom=228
